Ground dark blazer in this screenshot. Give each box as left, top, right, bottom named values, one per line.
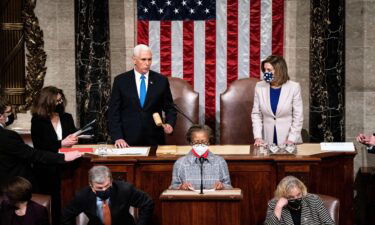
left=0, top=200, right=50, bottom=225
left=264, top=193, right=334, bottom=225
left=61, top=180, right=154, bottom=225
left=0, top=126, right=65, bottom=187
left=31, top=113, right=77, bottom=153
left=108, top=69, right=177, bottom=146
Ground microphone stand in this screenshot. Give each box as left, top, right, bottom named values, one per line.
left=199, top=157, right=205, bottom=194
left=173, top=103, right=195, bottom=124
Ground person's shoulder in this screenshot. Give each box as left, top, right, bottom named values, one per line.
left=31, top=114, right=49, bottom=122
left=61, top=112, right=73, bottom=119
left=255, top=80, right=268, bottom=88
left=174, top=154, right=190, bottom=165
left=304, top=193, right=323, bottom=205
left=149, top=70, right=168, bottom=81
left=267, top=198, right=278, bottom=208
left=28, top=200, right=48, bottom=212
left=114, top=70, right=134, bottom=81
left=284, top=80, right=300, bottom=88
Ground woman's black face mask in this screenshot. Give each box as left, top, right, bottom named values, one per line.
left=287, top=198, right=302, bottom=210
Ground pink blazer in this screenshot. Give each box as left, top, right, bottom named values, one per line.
left=251, top=80, right=303, bottom=144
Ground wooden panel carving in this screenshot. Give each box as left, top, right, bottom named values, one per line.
left=0, top=0, right=47, bottom=112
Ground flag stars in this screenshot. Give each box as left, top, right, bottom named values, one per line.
left=182, top=0, right=187, bottom=6
left=204, top=8, right=210, bottom=14
left=166, top=0, right=171, bottom=6
left=150, top=0, right=156, bottom=5
left=143, top=8, right=148, bottom=13
left=190, top=8, right=195, bottom=14
left=174, top=8, right=179, bottom=14
left=158, top=8, right=164, bottom=14
left=197, top=0, right=202, bottom=6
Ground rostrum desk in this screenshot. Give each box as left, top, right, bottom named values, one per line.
left=61, top=144, right=355, bottom=225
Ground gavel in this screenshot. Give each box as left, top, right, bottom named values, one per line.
left=152, top=112, right=164, bottom=127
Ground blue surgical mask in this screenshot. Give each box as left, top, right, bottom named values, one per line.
left=263, top=72, right=274, bottom=83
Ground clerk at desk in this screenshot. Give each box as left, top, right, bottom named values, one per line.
left=170, top=124, right=232, bottom=190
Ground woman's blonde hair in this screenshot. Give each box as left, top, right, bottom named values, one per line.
left=274, top=176, right=307, bottom=199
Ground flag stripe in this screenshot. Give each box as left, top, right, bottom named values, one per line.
left=249, top=0, right=261, bottom=78
left=261, top=0, right=272, bottom=61
left=205, top=20, right=216, bottom=129
left=272, top=0, right=284, bottom=55
left=226, top=0, right=238, bottom=86
left=149, top=21, right=160, bottom=72
left=137, top=20, right=149, bottom=45
left=171, top=21, right=183, bottom=78
left=160, top=21, right=172, bottom=77
left=183, top=21, right=194, bottom=86
left=216, top=0, right=227, bottom=138
left=238, top=0, right=250, bottom=79
left=193, top=21, right=205, bottom=124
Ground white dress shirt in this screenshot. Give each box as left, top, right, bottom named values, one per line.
left=134, top=69, right=149, bottom=98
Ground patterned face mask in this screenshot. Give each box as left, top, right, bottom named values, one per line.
left=263, top=71, right=274, bottom=83
left=192, top=144, right=209, bottom=156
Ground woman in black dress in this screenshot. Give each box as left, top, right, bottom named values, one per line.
left=31, top=86, right=78, bottom=225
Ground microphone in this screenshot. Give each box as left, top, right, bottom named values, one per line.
left=199, top=157, right=206, bottom=194
left=172, top=103, right=195, bottom=124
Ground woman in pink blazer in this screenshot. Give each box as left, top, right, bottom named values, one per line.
left=252, top=55, right=303, bottom=146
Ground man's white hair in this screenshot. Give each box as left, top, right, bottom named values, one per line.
left=133, top=44, right=151, bottom=58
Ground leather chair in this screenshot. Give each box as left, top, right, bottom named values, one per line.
left=220, top=78, right=258, bottom=144
left=317, top=194, right=340, bottom=225
left=0, top=193, right=51, bottom=224
left=166, top=77, right=199, bottom=145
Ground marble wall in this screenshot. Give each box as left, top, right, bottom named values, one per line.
left=310, top=0, right=345, bottom=142
left=75, top=0, right=111, bottom=142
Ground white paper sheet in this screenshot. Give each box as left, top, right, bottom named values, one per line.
left=107, top=147, right=149, bottom=156
left=320, top=142, right=355, bottom=152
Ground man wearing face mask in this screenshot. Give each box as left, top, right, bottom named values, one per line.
left=0, top=97, right=83, bottom=188
left=264, top=176, right=334, bottom=225
left=61, top=165, right=154, bottom=225
left=170, top=124, right=232, bottom=190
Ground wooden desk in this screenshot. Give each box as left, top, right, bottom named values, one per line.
left=160, top=189, right=243, bottom=225
left=61, top=144, right=355, bottom=225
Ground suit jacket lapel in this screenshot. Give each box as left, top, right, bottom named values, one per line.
left=276, top=81, right=292, bottom=117
left=143, top=71, right=156, bottom=109
left=261, top=83, right=274, bottom=116
left=130, top=70, right=142, bottom=109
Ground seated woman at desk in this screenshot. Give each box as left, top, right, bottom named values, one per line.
left=264, top=176, right=334, bottom=225
left=170, top=124, right=232, bottom=190
left=30, top=86, right=78, bottom=225
left=0, top=176, right=49, bottom=225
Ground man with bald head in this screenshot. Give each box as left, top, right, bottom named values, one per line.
left=108, top=44, right=177, bottom=147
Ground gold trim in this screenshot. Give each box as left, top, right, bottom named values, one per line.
left=3, top=88, right=25, bottom=95
left=16, top=0, right=47, bottom=113
left=2, top=23, right=23, bottom=30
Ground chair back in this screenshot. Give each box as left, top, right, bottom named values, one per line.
left=166, top=77, right=199, bottom=145
left=317, top=194, right=340, bottom=225
left=220, top=78, right=258, bottom=144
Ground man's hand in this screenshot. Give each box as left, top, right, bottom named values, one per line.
left=356, top=133, right=375, bottom=146
left=61, top=134, right=78, bottom=147
left=115, top=139, right=129, bottom=148
left=179, top=182, right=194, bottom=190
left=162, top=123, right=173, bottom=134
left=63, top=151, right=83, bottom=162
left=213, top=181, right=224, bottom=190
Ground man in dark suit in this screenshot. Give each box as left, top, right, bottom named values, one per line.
left=0, top=97, right=82, bottom=188
left=61, top=165, right=154, bottom=225
left=108, top=44, right=177, bottom=147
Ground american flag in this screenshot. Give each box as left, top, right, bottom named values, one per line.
left=137, top=0, right=284, bottom=136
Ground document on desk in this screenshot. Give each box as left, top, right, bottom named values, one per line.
left=320, top=142, right=355, bottom=152
left=108, top=147, right=150, bottom=156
